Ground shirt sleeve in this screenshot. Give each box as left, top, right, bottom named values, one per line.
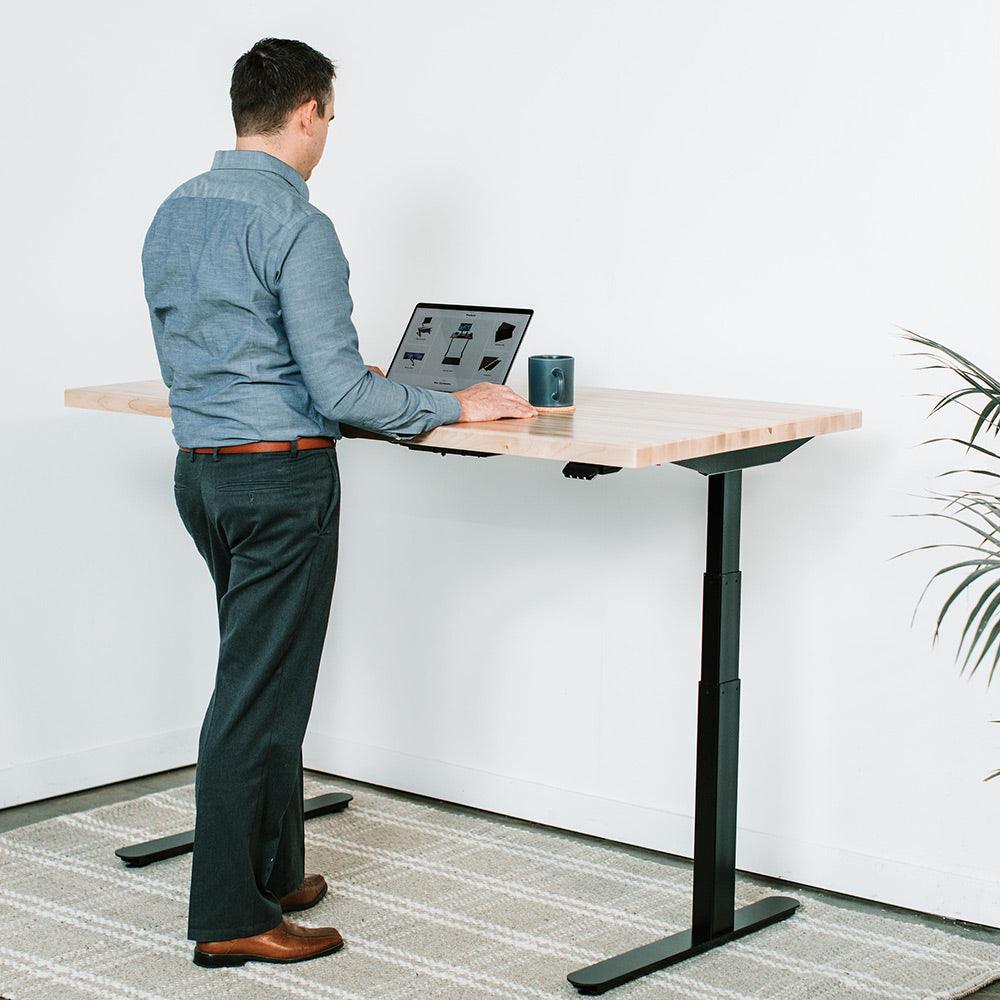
left=141, top=219, right=175, bottom=389
left=274, top=213, right=461, bottom=440
left=146, top=307, right=175, bottom=389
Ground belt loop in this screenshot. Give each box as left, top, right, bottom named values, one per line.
left=212, top=447, right=220, bottom=462
left=189, top=447, right=196, bottom=462
left=290, top=438, right=299, bottom=461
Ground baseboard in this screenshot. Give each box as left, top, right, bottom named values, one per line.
left=0, top=728, right=199, bottom=810
left=6, top=727, right=996, bottom=929
left=302, top=729, right=1000, bottom=930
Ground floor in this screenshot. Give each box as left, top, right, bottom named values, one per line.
left=2, top=767, right=998, bottom=997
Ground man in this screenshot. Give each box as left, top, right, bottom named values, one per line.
left=141, top=37, right=536, bottom=968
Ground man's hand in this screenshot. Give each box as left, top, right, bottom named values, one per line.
left=366, top=364, right=386, bottom=377
left=453, top=382, right=538, bottom=423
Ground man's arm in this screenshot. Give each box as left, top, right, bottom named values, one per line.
left=141, top=220, right=175, bottom=390
left=275, top=213, right=460, bottom=440
left=146, top=305, right=175, bottom=389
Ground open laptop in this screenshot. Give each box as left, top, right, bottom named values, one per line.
left=386, top=303, right=533, bottom=393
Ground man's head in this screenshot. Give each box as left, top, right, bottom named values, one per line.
left=230, top=38, right=336, bottom=181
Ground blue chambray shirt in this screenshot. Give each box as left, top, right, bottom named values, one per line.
left=141, top=149, right=461, bottom=447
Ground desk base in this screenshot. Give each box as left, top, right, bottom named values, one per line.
left=113, top=438, right=811, bottom=996
left=567, top=895, right=800, bottom=994
left=113, top=792, right=352, bottom=867
left=569, top=455, right=807, bottom=992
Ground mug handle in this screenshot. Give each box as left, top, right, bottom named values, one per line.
left=551, top=368, right=564, bottom=403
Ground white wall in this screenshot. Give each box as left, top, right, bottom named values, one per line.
left=3, top=0, right=999, bottom=926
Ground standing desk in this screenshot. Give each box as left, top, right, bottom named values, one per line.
left=64, top=379, right=861, bottom=994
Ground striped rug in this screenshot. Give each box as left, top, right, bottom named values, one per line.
left=0, top=777, right=997, bottom=1000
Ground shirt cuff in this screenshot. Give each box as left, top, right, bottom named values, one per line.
left=392, top=389, right=462, bottom=443
left=436, top=391, right=462, bottom=425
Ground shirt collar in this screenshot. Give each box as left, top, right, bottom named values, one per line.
left=211, top=149, right=310, bottom=201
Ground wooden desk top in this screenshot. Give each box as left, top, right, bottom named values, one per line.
left=64, top=379, right=861, bottom=469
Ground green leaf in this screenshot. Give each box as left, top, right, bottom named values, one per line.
left=905, top=510, right=1000, bottom=546
left=921, top=437, right=1000, bottom=462
left=934, top=565, right=1000, bottom=645
left=929, top=387, right=987, bottom=417
left=892, top=541, right=997, bottom=561
left=910, top=559, right=1000, bottom=627
left=898, top=329, right=1000, bottom=696
left=966, top=616, right=1000, bottom=681
left=957, top=581, right=1000, bottom=663
left=969, top=398, right=1000, bottom=447
left=937, top=469, right=1000, bottom=482
left=899, top=329, right=1000, bottom=393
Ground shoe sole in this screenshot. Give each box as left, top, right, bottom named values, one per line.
left=193, top=937, right=344, bottom=967
left=281, top=881, right=329, bottom=913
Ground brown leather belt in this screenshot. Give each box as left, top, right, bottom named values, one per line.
left=179, top=436, right=335, bottom=455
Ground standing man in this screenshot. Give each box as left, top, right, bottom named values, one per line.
left=141, top=37, right=536, bottom=968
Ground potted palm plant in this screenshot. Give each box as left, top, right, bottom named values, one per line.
left=898, top=330, right=1000, bottom=780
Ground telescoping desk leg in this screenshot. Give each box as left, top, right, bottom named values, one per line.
left=114, top=792, right=352, bottom=867
left=567, top=469, right=799, bottom=994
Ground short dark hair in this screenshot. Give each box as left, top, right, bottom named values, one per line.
left=230, top=38, right=336, bottom=137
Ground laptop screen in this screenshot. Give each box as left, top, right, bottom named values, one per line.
left=386, top=303, right=533, bottom=392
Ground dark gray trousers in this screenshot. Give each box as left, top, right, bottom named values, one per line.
left=172, top=443, right=340, bottom=941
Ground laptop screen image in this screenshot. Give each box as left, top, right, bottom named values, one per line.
left=386, top=303, right=533, bottom=393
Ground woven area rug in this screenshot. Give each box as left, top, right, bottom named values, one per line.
left=0, top=778, right=997, bottom=1000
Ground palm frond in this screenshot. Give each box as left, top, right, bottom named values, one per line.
left=897, top=331, right=1000, bottom=779
left=956, top=581, right=1000, bottom=668
left=899, top=328, right=1000, bottom=394
left=930, top=565, right=1000, bottom=646
left=937, top=469, right=1000, bottom=482
left=920, top=438, right=1000, bottom=462
left=907, top=558, right=1000, bottom=628
left=900, top=330, right=1000, bottom=448
left=966, top=616, right=1000, bottom=684
left=897, top=331, right=1000, bottom=689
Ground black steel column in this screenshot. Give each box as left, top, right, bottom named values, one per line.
left=692, top=470, right=742, bottom=941
left=567, top=464, right=799, bottom=995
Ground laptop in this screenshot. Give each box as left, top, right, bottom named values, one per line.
left=386, top=303, right=533, bottom=393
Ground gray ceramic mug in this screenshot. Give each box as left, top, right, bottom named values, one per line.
left=528, top=355, right=575, bottom=408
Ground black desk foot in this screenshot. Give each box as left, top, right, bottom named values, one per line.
left=567, top=895, right=799, bottom=994
left=114, top=791, right=353, bottom=867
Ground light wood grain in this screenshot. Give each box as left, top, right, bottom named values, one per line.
left=64, top=380, right=861, bottom=468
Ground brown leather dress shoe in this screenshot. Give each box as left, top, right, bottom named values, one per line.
left=278, top=873, right=328, bottom=912
left=193, top=916, right=343, bottom=967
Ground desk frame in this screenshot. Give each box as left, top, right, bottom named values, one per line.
left=65, top=372, right=865, bottom=999
left=110, top=435, right=808, bottom=994
left=566, top=439, right=804, bottom=993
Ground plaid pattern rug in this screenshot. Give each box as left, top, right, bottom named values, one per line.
left=0, top=777, right=997, bottom=999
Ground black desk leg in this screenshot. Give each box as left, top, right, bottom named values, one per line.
left=114, top=792, right=352, bottom=867
left=568, top=470, right=798, bottom=994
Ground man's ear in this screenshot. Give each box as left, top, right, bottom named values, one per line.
left=297, top=98, right=319, bottom=134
